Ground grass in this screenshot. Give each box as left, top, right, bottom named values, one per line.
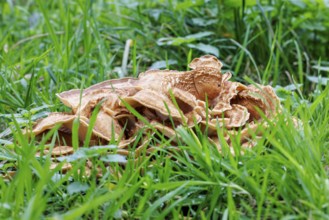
left=1, top=0, right=329, bottom=219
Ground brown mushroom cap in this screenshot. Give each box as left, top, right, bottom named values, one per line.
left=31, top=111, right=122, bottom=143
left=57, top=83, right=141, bottom=115
left=222, top=104, right=250, bottom=128
left=37, top=146, right=74, bottom=157
left=150, top=121, right=177, bottom=139
left=231, top=84, right=281, bottom=120
left=188, top=55, right=223, bottom=71
left=28, top=55, right=283, bottom=160
left=31, top=113, right=76, bottom=136
left=137, top=56, right=225, bottom=102
left=170, top=88, right=197, bottom=113
left=92, top=110, right=122, bottom=141
left=211, top=75, right=248, bottom=115
left=121, top=89, right=186, bottom=123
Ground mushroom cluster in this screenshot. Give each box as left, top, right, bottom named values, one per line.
left=30, top=55, right=281, bottom=158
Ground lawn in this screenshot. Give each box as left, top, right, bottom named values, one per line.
left=1, top=0, right=329, bottom=219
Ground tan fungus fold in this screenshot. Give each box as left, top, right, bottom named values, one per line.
left=25, top=55, right=282, bottom=173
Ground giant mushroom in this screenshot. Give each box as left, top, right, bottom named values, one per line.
left=26, top=55, right=281, bottom=173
